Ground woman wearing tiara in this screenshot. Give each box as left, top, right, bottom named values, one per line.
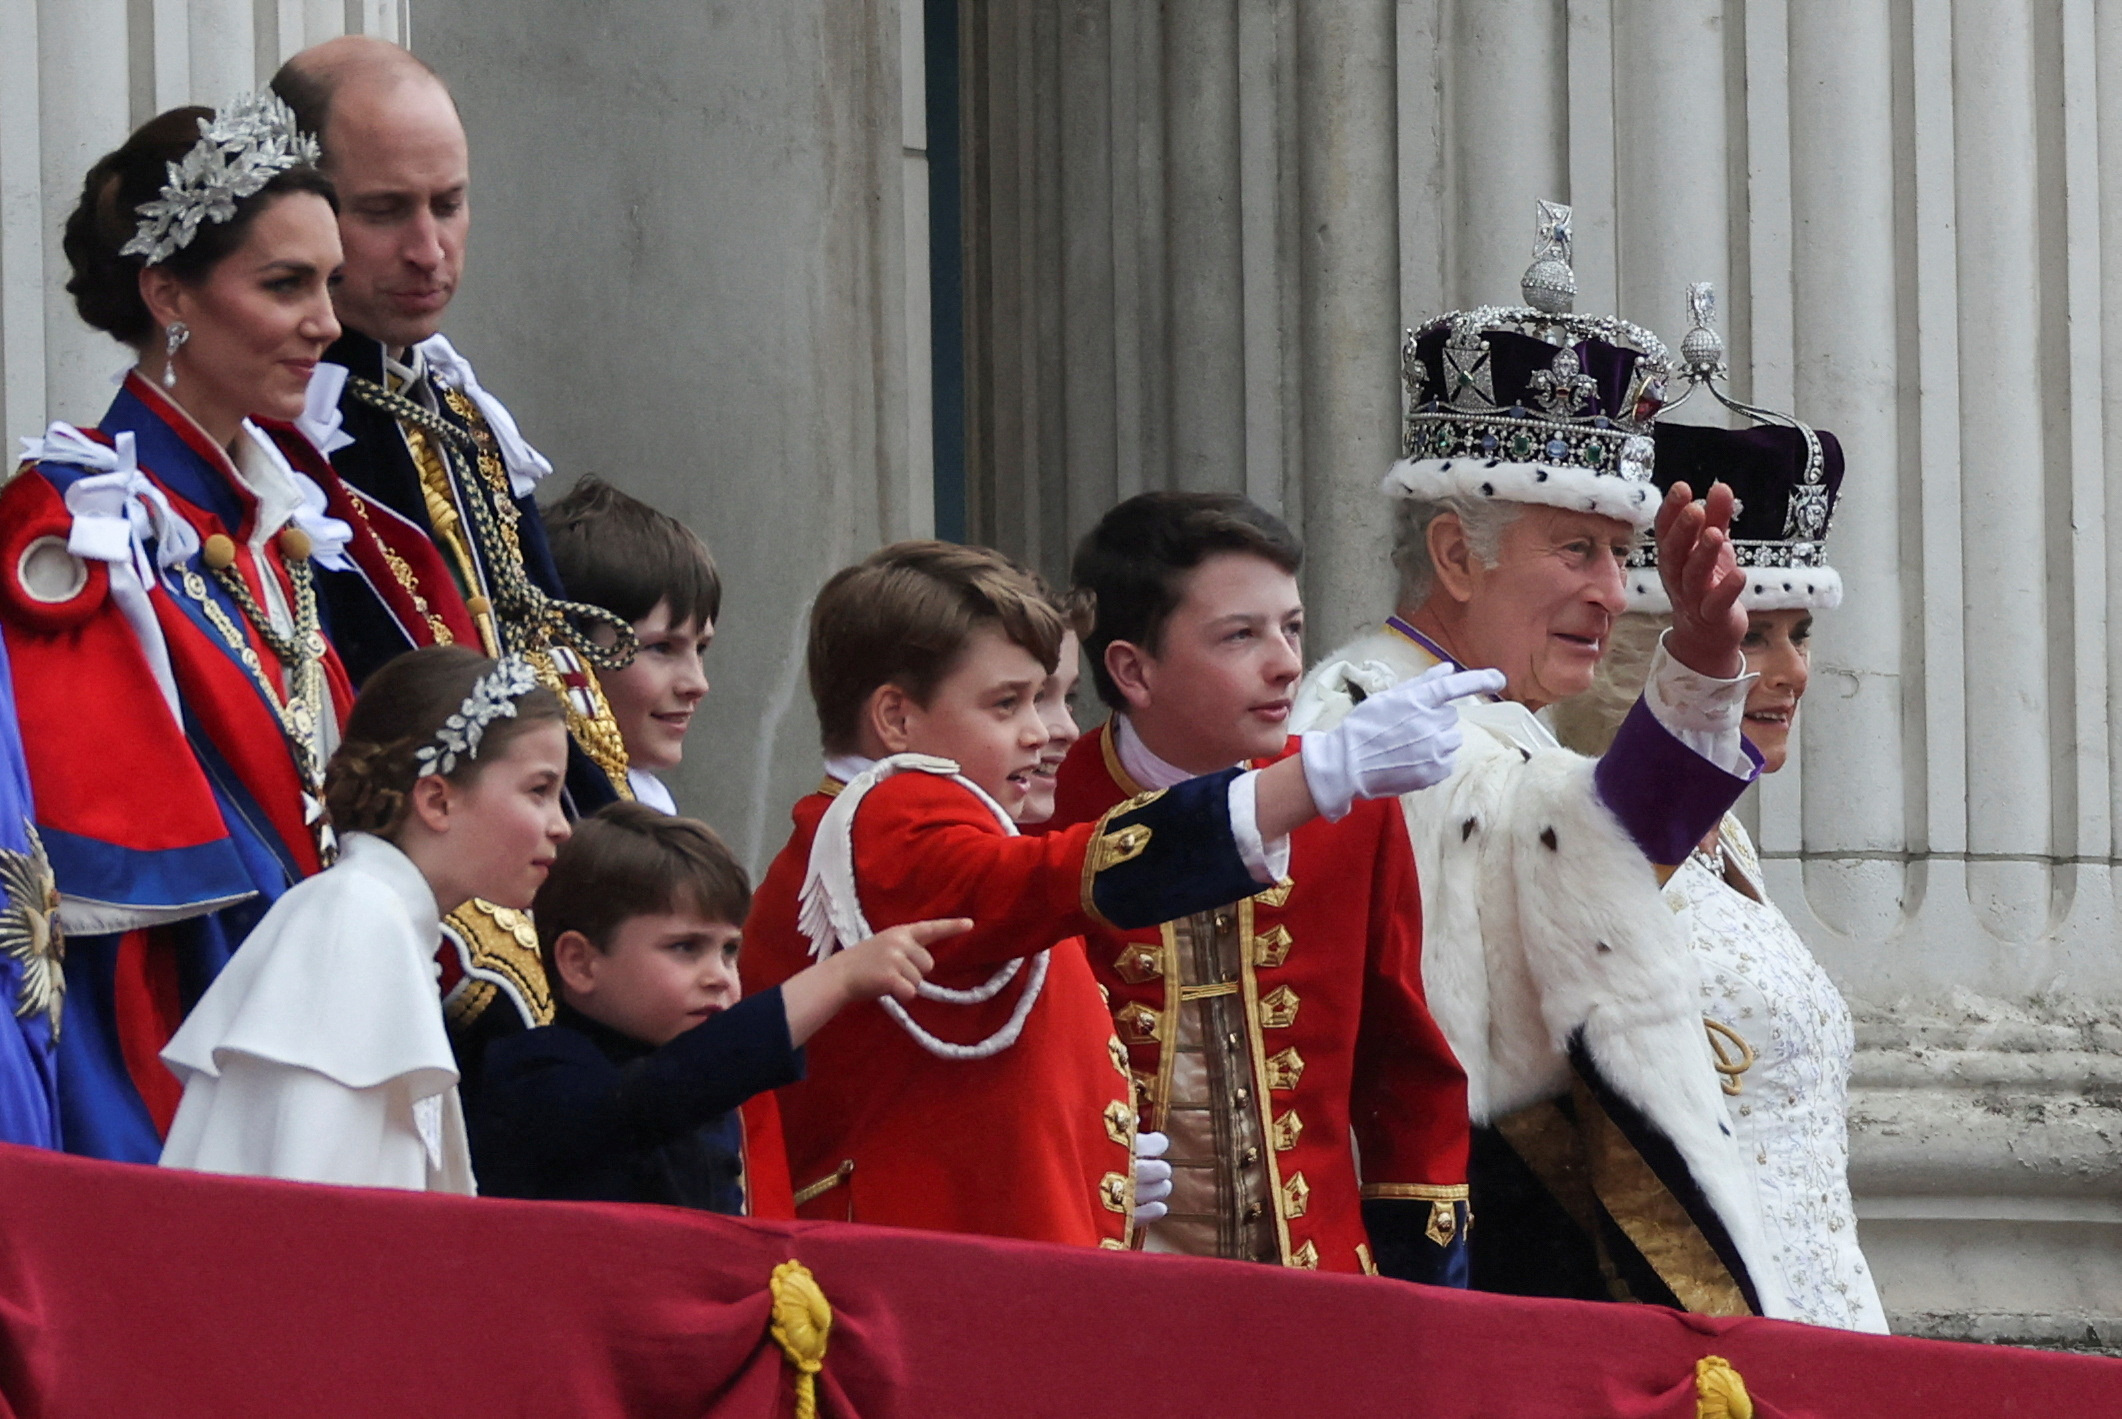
left=0, top=96, right=472, bottom=1163
left=1552, top=398, right=1889, bottom=1332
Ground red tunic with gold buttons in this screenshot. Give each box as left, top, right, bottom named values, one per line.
left=1049, top=724, right=1470, bottom=1277
left=745, top=773, right=1138, bottom=1249
left=746, top=758, right=1272, bottom=1248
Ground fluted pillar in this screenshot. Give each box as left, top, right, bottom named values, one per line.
left=1951, top=0, right=2052, bottom=947
left=1445, top=0, right=1567, bottom=306
left=0, top=0, right=399, bottom=449
left=1782, top=0, right=1907, bottom=953
left=1165, top=0, right=1247, bottom=492
left=1610, top=0, right=1730, bottom=357
left=35, top=0, right=131, bottom=432
left=1060, top=0, right=1120, bottom=537
left=2101, top=0, right=2122, bottom=841
left=1296, top=0, right=1400, bottom=648
left=184, top=0, right=256, bottom=106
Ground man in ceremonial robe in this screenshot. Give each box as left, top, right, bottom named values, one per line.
left=271, top=38, right=636, bottom=1081
left=1292, top=204, right=1790, bottom=1318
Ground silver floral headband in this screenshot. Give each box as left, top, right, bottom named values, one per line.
left=414, top=656, right=541, bottom=779
left=121, top=92, right=321, bottom=267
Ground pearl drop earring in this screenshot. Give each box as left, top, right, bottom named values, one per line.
left=163, top=321, right=189, bottom=390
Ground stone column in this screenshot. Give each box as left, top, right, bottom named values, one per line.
left=1949, top=0, right=2052, bottom=948
left=35, top=0, right=131, bottom=432
left=0, top=0, right=395, bottom=449
left=1165, top=0, right=1248, bottom=493
left=1295, top=0, right=1400, bottom=649
left=1609, top=0, right=1730, bottom=358
left=1779, top=0, right=1907, bottom=950
left=1444, top=0, right=1567, bottom=307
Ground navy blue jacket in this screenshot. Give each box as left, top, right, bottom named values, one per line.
left=470, top=990, right=804, bottom=1214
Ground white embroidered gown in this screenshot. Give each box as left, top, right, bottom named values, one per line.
left=1665, top=815, right=1887, bottom=1331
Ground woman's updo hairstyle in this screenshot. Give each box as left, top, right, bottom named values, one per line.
left=324, top=646, right=566, bottom=837
left=62, top=105, right=337, bottom=346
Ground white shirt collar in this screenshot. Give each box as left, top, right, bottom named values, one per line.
left=627, top=769, right=678, bottom=814
left=1113, top=715, right=1213, bottom=790
left=823, top=753, right=876, bottom=784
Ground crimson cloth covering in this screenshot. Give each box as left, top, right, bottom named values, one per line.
left=0, top=1143, right=2112, bottom=1417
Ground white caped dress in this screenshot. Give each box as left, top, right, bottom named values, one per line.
left=159, top=832, right=474, bottom=1194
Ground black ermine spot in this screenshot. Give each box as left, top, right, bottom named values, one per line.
left=1540, top=827, right=1558, bottom=851
left=1595, top=940, right=1612, bottom=954
left=1461, top=818, right=1478, bottom=841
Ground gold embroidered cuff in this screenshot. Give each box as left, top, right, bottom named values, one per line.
left=1077, top=789, right=1167, bottom=930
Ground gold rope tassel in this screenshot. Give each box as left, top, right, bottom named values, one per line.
left=1694, top=1356, right=1753, bottom=1419
left=770, top=1261, right=832, bottom=1419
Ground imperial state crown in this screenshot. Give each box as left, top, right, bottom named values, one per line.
left=1386, top=199, right=1673, bottom=530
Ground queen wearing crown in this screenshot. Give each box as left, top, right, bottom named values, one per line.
left=1548, top=287, right=1889, bottom=1332
left=1292, top=203, right=1790, bottom=1318
left=0, top=96, right=472, bottom=1162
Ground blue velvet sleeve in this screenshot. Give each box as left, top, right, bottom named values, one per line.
left=1085, top=768, right=1265, bottom=930
left=476, top=989, right=804, bottom=1177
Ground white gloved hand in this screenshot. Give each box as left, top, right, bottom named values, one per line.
left=1133, top=1129, right=1173, bottom=1225
left=1298, top=661, right=1506, bottom=820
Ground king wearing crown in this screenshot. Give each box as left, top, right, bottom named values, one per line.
left=1292, top=202, right=1792, bottom=1319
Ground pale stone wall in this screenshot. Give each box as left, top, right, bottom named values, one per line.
left=416, top=1, right=935, bottom=872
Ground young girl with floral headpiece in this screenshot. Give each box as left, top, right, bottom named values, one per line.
left=159, top=647, right=568, bottom=1192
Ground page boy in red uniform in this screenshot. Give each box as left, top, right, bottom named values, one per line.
left=1049, top=492, right=1480, bottom=1281
left=744, top=541, right=1491, bottom=1247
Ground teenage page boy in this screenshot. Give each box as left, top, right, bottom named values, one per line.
left=1050, top=492, right=1473, bottom=1282
left=472, top=803, right=961, bottom=1211
left=744, top=542, right=1496, bottom=1248
left=546, top=476, right=720, bottom=813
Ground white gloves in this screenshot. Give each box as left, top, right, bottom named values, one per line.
left=1298, top=661, right=1506, bottom=820
left=1133, top=1130, right=1173, bottom=1225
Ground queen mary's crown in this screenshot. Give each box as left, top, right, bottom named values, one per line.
left=1622, top=282, right=1847, bottom=614
left=1386, top=199, right=1673, bottom=530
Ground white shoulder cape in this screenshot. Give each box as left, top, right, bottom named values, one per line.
left=160, top=833, right=472, bottom=1193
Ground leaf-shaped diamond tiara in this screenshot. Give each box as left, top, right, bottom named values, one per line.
left=121, top=92, right=321, bottom=267
left=413, top=656, right=542, bottom=780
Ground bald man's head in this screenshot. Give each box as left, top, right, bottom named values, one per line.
left=273, top=37, right=469, bottom=349
left=272, top=36, right=449, bottom=159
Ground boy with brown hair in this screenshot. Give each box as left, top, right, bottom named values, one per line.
left=742, top=539, right=1490, bottom=1247
left=1053, top=491, right=1484, bottom=1282
left=469, top=802, right=961, bottom=1213
left=544, top=476, right=721, bottom=812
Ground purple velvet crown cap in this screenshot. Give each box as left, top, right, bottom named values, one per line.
left=1623, top=421, right=1848, bottom=612
left=1409, top=326, right=1658, bottom=425
left=1649, top=422, right=1844, bottom=544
